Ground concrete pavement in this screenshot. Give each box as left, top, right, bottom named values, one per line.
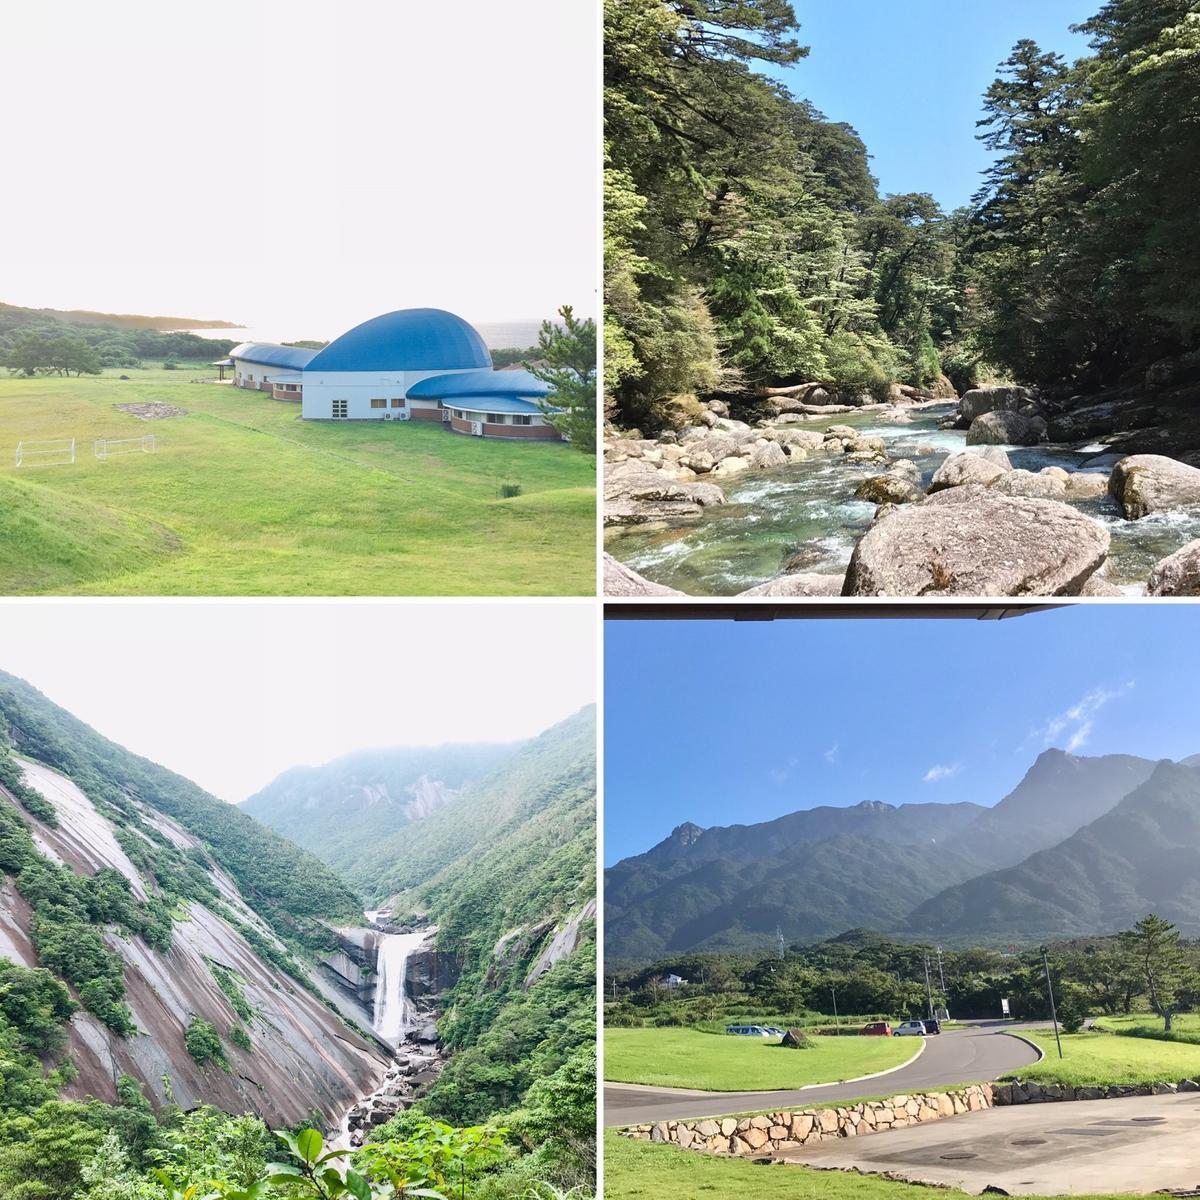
left=773, top=1089, right=1200, bottom=1195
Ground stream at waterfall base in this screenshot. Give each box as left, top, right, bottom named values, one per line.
left=607, top=404, right=1200, bottom=596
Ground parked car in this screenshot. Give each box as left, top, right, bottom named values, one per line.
left=861, top=1021, right=893, bottom=1036
left=894, top=1020, right=926, bottom=1037
left=725, top=1024, right=774, bottom=1037
left=921, top=1018, right=942, bottom=1035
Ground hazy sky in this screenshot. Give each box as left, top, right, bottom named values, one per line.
left=766, top=0, right=1095, bottom=211
left=0, top=0, right=598, bottom=339
left=0, top=601, right=596, bottom=804
left=604, top=607, right=1200, bottom=864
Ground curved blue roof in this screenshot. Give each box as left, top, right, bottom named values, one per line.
left=229, top=342, right=318, bottom=370
left=441, top=395, right=547, bottom=414
left=304, top=308, right=492, bottom=373
left=406, top=367, right=550, bottom=400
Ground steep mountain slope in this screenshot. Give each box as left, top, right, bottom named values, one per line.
left=604, top=800, right=986, bottom=959
left=0, top=671, right=362, bottom=947
left=945, top=749, right=1158, bottom=870
left=243, top=743, right=516, bottom=876
left=0, top=685, right=386, bottom=1125
left=909, top=760, right=1200, bottom=940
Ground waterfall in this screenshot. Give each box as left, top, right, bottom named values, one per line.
left=372, top=930, right=427, bottom=1044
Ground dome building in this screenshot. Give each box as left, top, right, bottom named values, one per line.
left=226, top=308, right=562, bottom=440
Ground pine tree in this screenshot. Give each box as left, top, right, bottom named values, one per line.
left=531, top=306, right=597, bottom=454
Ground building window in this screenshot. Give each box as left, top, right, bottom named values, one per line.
left=455, top=410, right=465, bottom=419
left=332, top=399, right=348, bottom=419
left=512, top=415, right=533, bottom=425
left=370, top=398, right=387, bottom=409
left=390, top=397, right=405, bottom=408
left=487, top=413, right=506, bottom=424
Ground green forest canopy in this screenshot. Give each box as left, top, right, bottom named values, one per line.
left=605, top=0, right=1200, bottom=431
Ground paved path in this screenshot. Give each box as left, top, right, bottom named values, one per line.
left=604, top=1024, right=1041, bottom=1126
left=774, top=1089, right=1200, bottom=1195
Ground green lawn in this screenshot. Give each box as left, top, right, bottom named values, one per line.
left=1002, top=1027, right=1200, bottom=1087
left=604, top=1027, right=918, bottom=1091
left=0, top=367, right=595, bottom=594
left=1094, top=1012, right=1200, bottom=1043
left=603, top=1131, right=1130, bottom=1200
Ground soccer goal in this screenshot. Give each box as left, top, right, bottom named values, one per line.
left=15, top=438, right=75, bottom=468
left=94, top=435, right=157, bottom=460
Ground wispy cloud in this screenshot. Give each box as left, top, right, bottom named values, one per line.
left=1033, top=681, right=1135, bottom=753
left=769, top=756, right=799, bottom=785
left=923, top=763, right=961, bottom=784
left=824, top=741, right=840, bottom=765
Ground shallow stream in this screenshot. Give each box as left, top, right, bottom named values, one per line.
left=608, top=405, right=1200, bottom=595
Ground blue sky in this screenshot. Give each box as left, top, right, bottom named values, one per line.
left=765, top=1, right=1096, bottom=210
left=604, top=607, right=1200, bottom=864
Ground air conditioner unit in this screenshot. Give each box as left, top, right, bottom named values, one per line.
left=383, top=412, right=394, bottom=420
left=471, top=420, right=483, bottom=437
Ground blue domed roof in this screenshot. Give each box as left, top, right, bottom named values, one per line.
left=303, top=308, right=492, bottom=373
left=229, top=342, right=318, bottom=370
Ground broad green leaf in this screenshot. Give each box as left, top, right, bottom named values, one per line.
left=296, top=1127, right=325, bottom=1165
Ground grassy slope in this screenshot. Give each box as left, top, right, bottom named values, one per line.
left=604, top=1027, right=916, bottom=1091
left=0, top=368, right=594, bottom=594
left=1004, top=1028, right=1200, bottom=1087
left=1095, top=1012, right=1200, bottom=1042
left=603, top=1132, right=1128, bottom=1200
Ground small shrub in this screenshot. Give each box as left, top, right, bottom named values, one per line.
left=161, top=361, right=178, bottom=370
left=498, top=481, right=523, bottom=499
left=185, top=1017, right=226, bottom=1068
left=230, top=1024, right=253, bottom=1051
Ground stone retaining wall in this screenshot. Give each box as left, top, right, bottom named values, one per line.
left=621, top=1076, right=1200, bottom=1159
left=620, top=1083, right=994, bottom=1156
left=994, top=1077, right=1199, bottom=1104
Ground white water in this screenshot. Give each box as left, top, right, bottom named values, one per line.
left=372, top=931, right=427, bottom=1045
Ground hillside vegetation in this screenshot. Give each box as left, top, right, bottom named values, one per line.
left=0, top=670, right=362, bottom=949
left=243, top=743, right=518, bottom=877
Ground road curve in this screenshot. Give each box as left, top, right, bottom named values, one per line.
left=604, top=1024, right=1041, bottom=1126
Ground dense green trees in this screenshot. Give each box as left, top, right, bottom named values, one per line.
left=532, top=305, right=598, bottom=452
left=604, top=0, right=958, bottom=430
left=0, top=306, right=235, bottom=374
left=606, top=0, right=1200, bottom=428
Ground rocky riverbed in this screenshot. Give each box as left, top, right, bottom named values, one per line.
left=604, top=384, right=1200, bottom=597
left=338, top=1035, right=447, bottom=1148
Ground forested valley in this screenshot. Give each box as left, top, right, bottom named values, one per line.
left=0, top=674, right=595, bottom=1200
left=606, top=0, right=1200, bottom=427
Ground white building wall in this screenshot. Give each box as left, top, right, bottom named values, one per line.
left=299, top=368, right=478, bottom=420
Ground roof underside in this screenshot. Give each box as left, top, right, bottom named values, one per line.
left=405, top=366, right=550, bottom=400
left=304, top=308, right=492, bottom=373
left=229, top=342, right=318, bottom=370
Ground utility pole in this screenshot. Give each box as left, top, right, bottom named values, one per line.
left=923, top=954, right=935, bottom=1020
left=776, top=924, right=785, bottom=959
left=831, top=984, right=840, bottom=1035
left=936, top=946, right=947, bottom=994
left=1041, top=946, right=1064, bottom=1059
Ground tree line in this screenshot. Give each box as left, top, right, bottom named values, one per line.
left=604, top=0, right=1200, bottom=432
left=607, top=917, right=1200, bottom=1034
left=1, top=309, right=236, bottom=375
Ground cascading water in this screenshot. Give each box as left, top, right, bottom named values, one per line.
left=372, top=930, right=427, bottom=1045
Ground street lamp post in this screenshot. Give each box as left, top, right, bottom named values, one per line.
left=1041, top=946, right=1064, bottom=1059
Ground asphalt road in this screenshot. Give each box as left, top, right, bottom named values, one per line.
left=604, top=1022, right=1042, bottom=1126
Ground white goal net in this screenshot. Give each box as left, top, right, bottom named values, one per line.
left=15, top=438, right=75, bottom=468
left=94, top=435, right=157, bottom=460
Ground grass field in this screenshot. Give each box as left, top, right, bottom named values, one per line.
left=1095, top=1012, right=1200, bottom=1043
left=1003, top=1027, right=1200, bottom=1087
left=604, top=1027, right=918, bottom=1091
left=603, top=1131, right=1130, bottom=1200
left=0, top=367, right=595, bottom=594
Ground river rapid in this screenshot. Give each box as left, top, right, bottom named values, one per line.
left=608, top=404, right=1200, bottom=595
